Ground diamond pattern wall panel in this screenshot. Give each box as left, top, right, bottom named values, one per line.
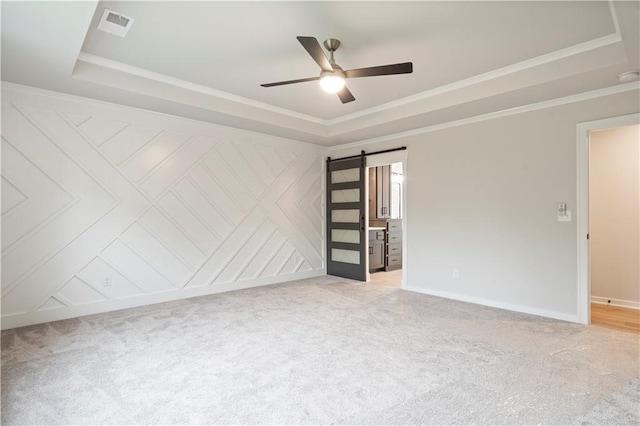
left=1, top=86, right=326, bottom=329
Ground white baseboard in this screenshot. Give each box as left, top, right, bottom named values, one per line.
left=406, top=285, right=579, bottom=323
left=591, top=296, right=640, bottom=310
left=1, top=270, right=324, bottom=330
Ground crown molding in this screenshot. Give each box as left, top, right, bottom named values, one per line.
left=67, top=0, right=628, bottom=147
left=76, top=0, right=622, bottom=137
left=328, top=82, right=640, bottom=151
left=331, top=0, right=622, bottom=126
left=0, top=81, right=327, bottom=152
left=76, top=52, right=326, bottom=125
left=325, top=33, right=622, bottom=127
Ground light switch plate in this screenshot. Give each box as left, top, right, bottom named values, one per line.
left=558, top=210, right=572, bottom=222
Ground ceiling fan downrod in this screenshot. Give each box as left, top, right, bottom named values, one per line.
left=323, top=38, right=341, bottom=65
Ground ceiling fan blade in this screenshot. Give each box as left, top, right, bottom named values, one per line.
left=337, top=86, right=355, bottom=104
left=345, top=62, right=413, bottom=79
left=297, top=36, right=333, bottom=72
left=261, top=76, right=319, bottom=87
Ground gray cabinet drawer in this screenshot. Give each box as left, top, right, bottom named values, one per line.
left=387, top=254, right=402, bottom=267
left=387, top=220, right=402, bottom=232
left=387, top=243, right=402, bottom=256
left=387, top=232, right=402, bottom=244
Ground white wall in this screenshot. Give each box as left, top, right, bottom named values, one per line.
left=1, top=84, right=326, bottom=329
left=329, top=90, right=640, bottom=322
left=590, top=125, right=640, bottom=308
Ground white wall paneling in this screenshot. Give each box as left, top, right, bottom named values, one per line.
left=0, top=83, right=326, bottom=329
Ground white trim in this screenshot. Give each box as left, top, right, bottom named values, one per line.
left=576, top=112, right=640, bottom=325
left=608, top=0, right=621, bottom=36
left=1, top=270, right=325, bottom=330
left=78, top=26, right=623, bottom=132
left=401, top=153, right=408, bottom=290
left=75, top=0, right=623, bottom=137
left=329, top=82, right=640, bottom=152
left=591, top=296, right=640, bottom=310
left=1, top=82, right=326, bottom=152
left=6, top=79, right=635, bottom=156
left=406, top=286, right=579, bottom=323
left=77, top=52, right=326, bottom=125
left=326, top=33, right=622, bottom=126
left=11, top=77, right=637, bottom=154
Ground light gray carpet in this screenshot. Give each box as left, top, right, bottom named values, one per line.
left=2, top=275, right=639, bottom=425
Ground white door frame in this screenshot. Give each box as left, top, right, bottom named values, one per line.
left=576, top=113, right=639, bottom=324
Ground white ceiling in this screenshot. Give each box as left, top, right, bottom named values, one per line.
left=2, top=1, right=639, bottom=146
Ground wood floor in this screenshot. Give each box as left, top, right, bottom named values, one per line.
left=369, top=269, right=402, bottom=288
left=591, top=303, right=640, bottom=334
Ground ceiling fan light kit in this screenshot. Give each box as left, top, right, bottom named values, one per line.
left=320, top=74, right=346, bottom=93
left=261, top=36, right=413, bottom=103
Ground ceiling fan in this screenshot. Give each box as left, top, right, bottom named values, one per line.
left=261, top=36, right=413, bottom=104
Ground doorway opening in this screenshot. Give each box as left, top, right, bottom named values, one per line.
left=577, top=114, right=640, bottom=332
left=365, top=150, right=408, bottom=290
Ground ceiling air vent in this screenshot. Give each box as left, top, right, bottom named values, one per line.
left=97, top=9, right=135, bottom=37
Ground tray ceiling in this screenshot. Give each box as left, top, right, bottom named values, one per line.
left=2, top=1, right=639, bottom=146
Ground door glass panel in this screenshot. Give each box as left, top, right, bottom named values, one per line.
left=331, top=229, right=360, bottom=244
left=331, top=168, right=360, bottom=183
left=331, top=188, right=359, bottom=203
left=331, top=209, right=360, bottom=223
left=331, top=248, right=360, bottom=265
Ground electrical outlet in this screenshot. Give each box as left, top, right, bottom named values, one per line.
left=104, top=276, right=112, bottom=287
left=452, top=268, right=460, bottom=279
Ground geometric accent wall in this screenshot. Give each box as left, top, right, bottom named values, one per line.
left=1, top=84, right=325, bottom=329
